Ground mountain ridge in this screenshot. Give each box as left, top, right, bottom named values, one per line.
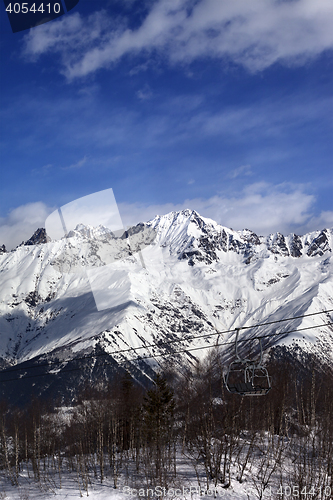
left=0, top=210, right=332, bottom=404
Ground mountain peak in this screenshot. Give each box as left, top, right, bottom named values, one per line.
left=148, top=210, right=333, bottom=265
left=66, top=223, right=116, bottom=240
left=22, top=228, right=48, bottom=247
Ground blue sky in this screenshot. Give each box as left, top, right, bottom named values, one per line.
left=0, top=0, right=332, bottom=248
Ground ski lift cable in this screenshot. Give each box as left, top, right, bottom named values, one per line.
left=0, top=320, right=331, bottom=384
left=228, top=307, right=333, bottom=331
left=0, top=306, right=332, bottom=378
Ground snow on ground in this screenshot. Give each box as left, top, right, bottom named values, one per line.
left=1, top=436, right=331, bottom=500
left=0, top=470, right=274, bottom=500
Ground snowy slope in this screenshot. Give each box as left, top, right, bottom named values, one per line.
left=0, top=210, right=332, bottom=397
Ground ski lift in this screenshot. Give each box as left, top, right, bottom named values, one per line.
left=224, top=329, right=271, bottom=396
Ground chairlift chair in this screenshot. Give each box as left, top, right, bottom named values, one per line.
left=224, top=328, right=271, bottom=396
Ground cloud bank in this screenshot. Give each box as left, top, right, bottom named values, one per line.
left=1, top=185, right=332, bottom=250
left=119, top=183, right=333, bottom=235
left=23, top=0, right=333, bottom=79
left=0, top=202, right=52, bottom=250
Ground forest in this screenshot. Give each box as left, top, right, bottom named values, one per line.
left=0, top=348, right=332, bottom=499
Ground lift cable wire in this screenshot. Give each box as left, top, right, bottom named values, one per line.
left=0, top=319, right=332, bottom=384
left=233, top=308, right=333, bottom=330
left=0, top=307, right=332, bottom=379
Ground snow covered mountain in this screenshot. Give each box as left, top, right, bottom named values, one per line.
left=0, top=210, right=332, bottom=404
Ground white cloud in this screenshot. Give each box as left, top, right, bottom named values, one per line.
left=303, top=210, right=333, bottom=233
left=227, top=164, right=252, bottom=179
left=136, top=84, right=153, bottom=100
left=31, top=163, right=53, bottom=176
left=63, top=155, right=88, bottom=170
left=119, top=183, right=330, bottom=235
left=22, top=0, right=333, bottom=79
left=0, top=202, right=53, bottom=250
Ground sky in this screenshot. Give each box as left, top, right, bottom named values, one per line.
left=0, top=0, right=332, bottom=249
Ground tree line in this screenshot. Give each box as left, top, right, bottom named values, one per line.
left=0, top=348, right=332, bottom=499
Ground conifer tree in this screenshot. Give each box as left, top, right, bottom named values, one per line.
left=142, top=373, right=175, bottom=481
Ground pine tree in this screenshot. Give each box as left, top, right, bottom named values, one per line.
left=142, top=373, right=175, bottom=481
